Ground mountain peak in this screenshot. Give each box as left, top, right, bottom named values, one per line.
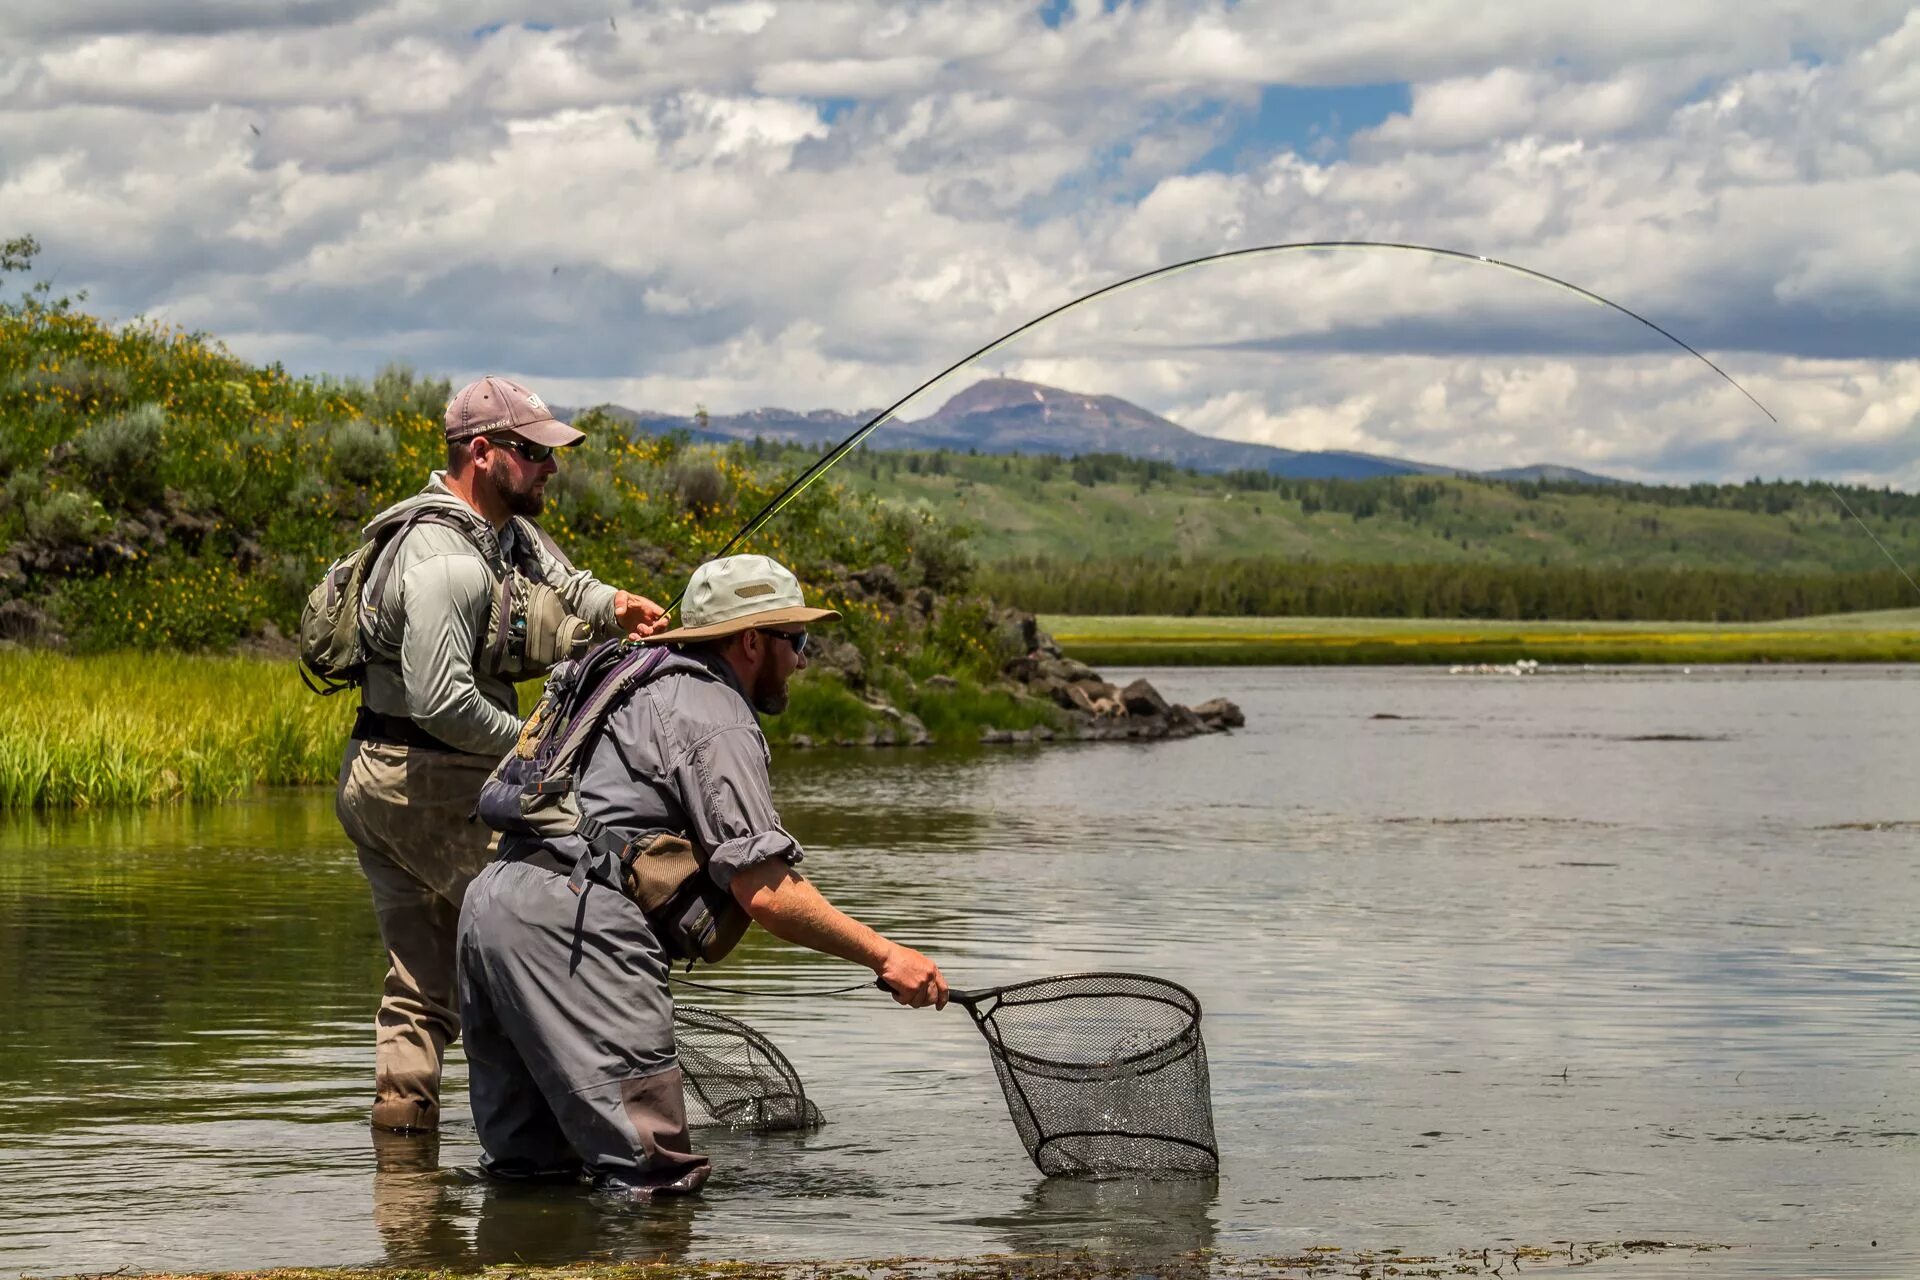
left=930, top=377, right=1109, bottom=421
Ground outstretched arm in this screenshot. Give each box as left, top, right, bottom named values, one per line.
left=728, top=859, right=948, bottom=1009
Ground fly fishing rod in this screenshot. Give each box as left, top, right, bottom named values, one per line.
left=669, top=240, right=1920, bottom=611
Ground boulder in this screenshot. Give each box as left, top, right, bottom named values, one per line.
left=980, top=727, right=1014, bottom=744
left=810, top=638, right=867, bottom=690
left=787, top=734, right=814, bottom=750
left=1120, top=678, right=1170, bottom=717
left=900, top=712, right=932, bottom=747
left=851, top=563, right=905, bottom=602
left=927, top=673, right=959, bottom=691
left=1192, top=697, right=1245, bottom=729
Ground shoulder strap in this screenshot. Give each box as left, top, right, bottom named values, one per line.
left=549, top=644, right=674, bottom=768
left=512, top=516, right=577, bottom=575
left=363, top=508, right=498, bottom=615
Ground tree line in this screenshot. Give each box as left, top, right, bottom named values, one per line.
left=977, top=556, right=1918, bottom=622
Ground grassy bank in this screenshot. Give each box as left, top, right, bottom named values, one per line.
left=0, top=651, right=1058, bottom=812
left=1045, top=609, right=1920, bottom=666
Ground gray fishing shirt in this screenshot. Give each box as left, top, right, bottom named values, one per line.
left=563, top=647, right=804, bottom=892
left=359, top=473, right=623, bottom=757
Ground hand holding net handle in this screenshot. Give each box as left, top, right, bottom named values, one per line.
left=873, top=975, right=982, bottom=1009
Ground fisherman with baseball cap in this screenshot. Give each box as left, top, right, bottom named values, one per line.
left=455, top=554, right=949, bottom=1198
left=336, top=375, right=669, bottom=1135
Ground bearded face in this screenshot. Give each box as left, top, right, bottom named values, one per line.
left=750, top=645, right=792, bottom=716
left=475, top=441, right=551, bottom=516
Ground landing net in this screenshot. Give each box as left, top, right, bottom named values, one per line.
left=673, top=1005, right=824, bottom=1132
left=960, top=972, right=1217, bottom=1177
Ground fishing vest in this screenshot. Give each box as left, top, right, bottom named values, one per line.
left=474, top=639, right=753, bottom=966
left=299, top=503, right=593, bottom=696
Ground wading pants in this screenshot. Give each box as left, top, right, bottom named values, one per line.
left=456, top=856, right=711, bottom=1197
left=335, top=738, right=499, bottom=1132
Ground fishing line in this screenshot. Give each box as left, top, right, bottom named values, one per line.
left=670, top=241, right=1919, bottom=606
left=669, top=974, right=876, bottom=998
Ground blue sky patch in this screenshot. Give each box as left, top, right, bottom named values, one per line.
left=1194, top=82, right=1411, bottom=170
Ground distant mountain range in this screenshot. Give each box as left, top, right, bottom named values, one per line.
left=567, top=377, right=1618, bottom=484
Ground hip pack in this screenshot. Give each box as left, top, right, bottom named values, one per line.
left=474, top=639, right=752, bottom=965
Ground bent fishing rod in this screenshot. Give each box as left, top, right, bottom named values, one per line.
left=668, top=241, right=1920, bottom=611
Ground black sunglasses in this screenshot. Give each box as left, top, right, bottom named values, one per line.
left=760, top=629, right=808, bottom=657
left=487, top=436, right=556, bottom=464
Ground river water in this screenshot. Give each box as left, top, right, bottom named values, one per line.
left=0, top=666, right=1915, bottom=1277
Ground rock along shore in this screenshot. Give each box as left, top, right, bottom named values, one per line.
left=785, top=568, right=1243, bottom=750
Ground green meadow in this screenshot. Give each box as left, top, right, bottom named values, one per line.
left=1044, top=609, right=1920, bottom=666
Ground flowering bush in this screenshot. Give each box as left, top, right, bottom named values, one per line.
left=0, top=243, right=1006, bottom=703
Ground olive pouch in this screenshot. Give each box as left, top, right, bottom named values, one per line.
left=619, top=831, right=752, bottom=965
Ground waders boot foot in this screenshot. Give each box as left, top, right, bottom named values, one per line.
left=371, top=1096, right=440, bottom=1133
left=591, top=1165, right=710, bottom=1203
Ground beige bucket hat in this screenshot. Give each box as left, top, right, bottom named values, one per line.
left=647, top=554, right=841, bottom=645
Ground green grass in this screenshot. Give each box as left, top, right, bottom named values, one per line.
left=1045, top=610, right=1920, bottom=666
left=0, top=650, right=1063, bottom=811
left=0, top=651, right=355, bottom=809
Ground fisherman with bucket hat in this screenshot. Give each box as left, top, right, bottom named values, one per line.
left=456, top=554, right=949, bottom=1198
left=335, top=375, right=669, bottom=1135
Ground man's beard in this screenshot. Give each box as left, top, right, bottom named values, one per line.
left=750, top=652, right=790, bottom=716
left=484, top=467, right=545, bottom=517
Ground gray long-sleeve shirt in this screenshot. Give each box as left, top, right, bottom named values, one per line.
left=359, top=473, right=623, bottom=757
left=563, top=647, right=804, bottom=891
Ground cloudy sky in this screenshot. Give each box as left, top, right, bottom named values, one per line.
left=2, top=1, right=1917, bottom=484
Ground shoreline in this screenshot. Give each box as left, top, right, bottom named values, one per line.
left=72, top=1239, right=1732, bottom=1280
left=1046, top=610, right=1920, bottom=666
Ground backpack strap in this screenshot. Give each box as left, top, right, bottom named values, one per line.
left=363, top=508, right=499, bottom=617
left=541, top=644, right=676, bottom=894
left=512, top=515, right=577, bottom=575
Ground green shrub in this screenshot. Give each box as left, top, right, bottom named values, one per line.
left=366, top=363, right=452, bottom=423
left=74, top=402, right=166, bottom=502
left=672, top=458, right=730, bottom=513
left=327, top=417, right=394, bottom=486
left=9, top=360, right=132, bottom=415
left=25, top=489, right=109, bottom=546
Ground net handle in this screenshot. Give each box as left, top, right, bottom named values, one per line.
left=875, top=973, right=1202, bottom=1016
left=875, top=974, right=1198, bottom=1013
left=872, top=975, right=987, bottom=1009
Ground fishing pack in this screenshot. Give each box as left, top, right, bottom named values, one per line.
left=473, top=639, right=751, bottom=965
left=299, top=503, right=594, bottom=696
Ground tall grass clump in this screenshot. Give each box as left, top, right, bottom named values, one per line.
left=0, top=651, right=352, bottom=810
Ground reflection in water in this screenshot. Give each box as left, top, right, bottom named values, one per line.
left=372, top=1133, right=703, bottom=1267
left=2, top=667, right=1918, bottom=1276
left=982, top=1175, right=1219, bottom=1260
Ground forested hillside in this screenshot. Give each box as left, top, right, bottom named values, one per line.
left=816, top=444, right=1920, bottom=575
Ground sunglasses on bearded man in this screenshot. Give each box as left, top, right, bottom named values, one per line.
left=486, top=435, right=557, bottom=464
left=760, top=629, right=809, bottom=657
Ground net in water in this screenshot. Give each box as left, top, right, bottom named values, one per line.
left=673, top=1005, right=824, bottom=1131
left=960, top=972, right=1217, bottom=1177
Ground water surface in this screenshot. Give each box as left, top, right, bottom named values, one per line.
left=1, top=665, right=1915, bottom=1276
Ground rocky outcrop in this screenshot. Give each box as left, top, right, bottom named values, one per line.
left=992, top=607, right=1242, bottom=743
left=779, top=573, right=1242, bottom=751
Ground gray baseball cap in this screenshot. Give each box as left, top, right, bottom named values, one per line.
left=444, top=375, right=585, bottom=447
left=646, top=555, right=841, bottom=645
